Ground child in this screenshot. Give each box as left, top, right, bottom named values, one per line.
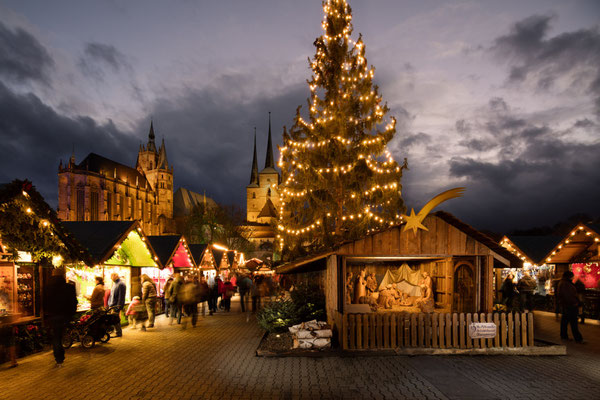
left=126, top=296, right=143, bottom=330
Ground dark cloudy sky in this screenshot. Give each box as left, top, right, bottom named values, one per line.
left=0, top=0, right=599, bottom=233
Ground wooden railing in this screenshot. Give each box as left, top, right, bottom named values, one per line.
left=342, top=312, right=534, bottom=350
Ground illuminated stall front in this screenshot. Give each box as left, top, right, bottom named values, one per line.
left=61, top=221, right=160, bottom=310
left=189, top=244, right=217, bottom=280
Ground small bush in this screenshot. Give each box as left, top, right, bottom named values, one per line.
left=256, top=299, right=298, bottom=333
left=290, top=283, right=326, bottom=323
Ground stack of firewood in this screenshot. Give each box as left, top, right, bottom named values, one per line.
left=289, top=320, right=332, bottom=349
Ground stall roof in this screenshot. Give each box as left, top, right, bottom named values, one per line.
left=502, top=235, right=561, bottom=265
left=212, top=248, right=225, bottom=267
left=226, top=250, right=235, bottom=267
left=543, top=223, right=600, bottom=264
left=147, top=235, right=182, bottom=267
left=276, top=211, right=522, bottom=274
left=189, top=243, right=208, bottom=265
left=61, top=220, right=158, bottom=266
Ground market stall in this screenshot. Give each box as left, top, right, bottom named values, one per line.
left=61, top=221, right=161, bottom=311
left=189, top=244, right=217, bottom=279
left=147, top=234, right=195, bottom=284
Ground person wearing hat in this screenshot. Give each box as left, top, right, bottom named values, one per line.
left=557, top=271, right=584, bottom=343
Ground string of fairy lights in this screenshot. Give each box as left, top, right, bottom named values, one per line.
left=277, top=0, right=406, bottom=249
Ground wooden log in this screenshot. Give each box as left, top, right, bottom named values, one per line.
left=363, top=314, right=370, bottom=349
left=432, top=313, right=439, bottom=348
left=425, top=313, right=432, bottom=348
left=418, top=314, right=425, bottom=347
left=515, top=312, right=521, bottom=347
left=452, top=313, right=458, bottom=348
left=343, top=314, right=349, bottom=350
left=466, top=313, right=472, bottom=348
left=410, top=313, right=417, bottom=347
left=445, top=314, right=452, bottom=349
left=493, top=313, right=500, bottom=348
left=355, top=314, right=361, bottom=350
left=459, top=313, right=465, bottom=349
left=521, top=313, right=528, bottom=347
left=501, top=313, right=507, bottom=347
left=390, top=313, right=397, bottom=348
left=528, top=312, right=534, bottom=347
left=384, top=313, right=390, bottom=348
left=508, top=313, right=514, bottom=348
left=370, top=313, right=377, bottom=349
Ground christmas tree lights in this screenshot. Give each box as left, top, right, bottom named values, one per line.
left=278, top=0, right=407, bottom=256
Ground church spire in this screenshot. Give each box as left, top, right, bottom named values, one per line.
left=249, top=127, right=259, bottom=185
left=264, top=112, right=274, bottom=169
left=147, top=120, right=157, bottom=152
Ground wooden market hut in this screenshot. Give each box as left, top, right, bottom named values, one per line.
left=61, top=220, right=161, bottom=309
left=147, top=235, right=196, bottom=283
left=277, top=211, right=529, bottom=351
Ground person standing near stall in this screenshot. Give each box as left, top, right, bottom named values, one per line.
left=108, top=273, right=126, bottom=337
left=167, top=273, right=184, bottom=324
left=87, top=276, right=105, bottom=310
left=557, top=271, right=584, bottom=343
left=44, top=268, right=77, bottom=368
left=141, top=274, right=157, bottom=328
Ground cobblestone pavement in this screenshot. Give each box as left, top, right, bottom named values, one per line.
left=1, top=305, right=599, bottom=400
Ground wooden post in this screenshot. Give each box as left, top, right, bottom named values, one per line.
left=432, top=313, right=439, bottom=348
left=452, top=313, right=458, bottom=348
left=363, top=314, right=370, bottom=349
left=439, top=313, right=446, bottom=349
left=410, top=313, right=417, bottom=347
left=390, top=313, right=397, bottom=348
left=445, top=314, right=451, bottom=348
left=370, top=313, right=377, bottom=349
left=500, top=313, right=507, bottom=347
left=521, top=313, right=528, bottom=347
left=466, top=313, right=472, bottom=348
left=486, top=313, right=494, bottom=348
left=425, top=313, right=432, bottom=348
left=493, top=313, right=500, bottom=347
left=472, top=313, right=480, bottom=348
left=355, top=314, right=361, bottom=350
left=508, top=313, right=514, bottom=348
left=527, top=312, right=534, bottom=347
left=343, top=314, right=349, bottom=350
left=459, top=313, right=465, bottom=349
left=383, top=313, right=390, bottom=348
left=479, top=313, right=487, bottom=349
left=376, top=313, right=383, bottom=349
left=418, top=313, right=425, bottom=347
left=404, top=314, right=410, bottom=348
left=515, top=312, right=521, bottom=347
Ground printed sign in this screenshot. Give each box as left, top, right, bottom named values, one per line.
left=468, top=322, right=497, bottom=339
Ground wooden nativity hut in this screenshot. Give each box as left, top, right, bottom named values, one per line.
left=277, top=211, right=528, bottom=351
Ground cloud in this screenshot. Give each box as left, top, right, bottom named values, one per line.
left=490, top=14, right=600, bottom=116
left=0, top=81, right=137, bottom=206
left=79, top=42, right=131, bottom=81
left=0, top=21, right=54, bottom=85
left=399, top=132, right=431, bottom=149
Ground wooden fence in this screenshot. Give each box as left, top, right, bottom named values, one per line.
left=342, top=312, right=534, bottom=350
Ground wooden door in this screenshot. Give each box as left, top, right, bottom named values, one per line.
left=453, top=262, right=475, bottom=313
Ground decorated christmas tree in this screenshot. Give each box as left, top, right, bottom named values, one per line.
left=278, top=0, right=407, bottom=256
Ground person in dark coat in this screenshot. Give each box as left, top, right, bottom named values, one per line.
left=237, top=274, right=253, bottom=313
left=574, top=278, right=586, bottom=324
left=500, top=274, right=516, bottom=311
left=108, top=273, right=126, bottom=337
left=557, top=271, right=583, bottom=343
left=44, top=268, right=77, bottom=367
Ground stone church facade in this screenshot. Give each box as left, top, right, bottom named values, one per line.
left=57, top=122, right=174, bottom=235
left=244, top=113, right=280, bottom=247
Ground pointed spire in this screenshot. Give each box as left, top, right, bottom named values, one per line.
left=249, top=127, right=259, bottom=185
left=264, top=112, right=274, bottom=169
left=147, top=120, right=157, bottom=152
left=158, top=137, right=169, bottom=169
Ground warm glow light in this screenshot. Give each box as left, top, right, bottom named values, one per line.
left=212, top=243, right=228, bottom=251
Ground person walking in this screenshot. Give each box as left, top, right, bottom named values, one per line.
left=197, top=275, right=209, bottom=317
left=500, top=274, right=516, bottom=311
left=222, top=279, right=234, bottom=312
left=517, top=272, right=536, bottom=312
left=216, top=276, right=224, bottom=310
left=87, top=276, right=105, bottom=310
left=163, top=276, right=173, bottom=318
left=44, top=268, right=77, bottom=368
left=167, top=273, right=184, bottom=324
left=237, top=274, right=252, bottom=313
left=557, top=271, right=584, bottom=343
left=108, top=273, right=126, bottom=337
left=251, top=274, right=263, bottom=313
left=207, top=274, right=218, bottom=315
left=179, top=277, right=198, bottom=328
left=141, top=274, right=157, bottom=328
left=574, top=277, right=586, bottom=324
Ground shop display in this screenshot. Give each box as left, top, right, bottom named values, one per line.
left=16, top=265, right=35, bottom=317
left=66, top=265, right=104, bottom=311
left=141, top=267, right=172, bottom=296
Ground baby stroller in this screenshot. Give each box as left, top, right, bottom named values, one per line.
left=62, top=306, right=120, bottom=349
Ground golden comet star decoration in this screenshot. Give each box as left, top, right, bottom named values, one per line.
left=402, top=187, right=465, bottom=234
